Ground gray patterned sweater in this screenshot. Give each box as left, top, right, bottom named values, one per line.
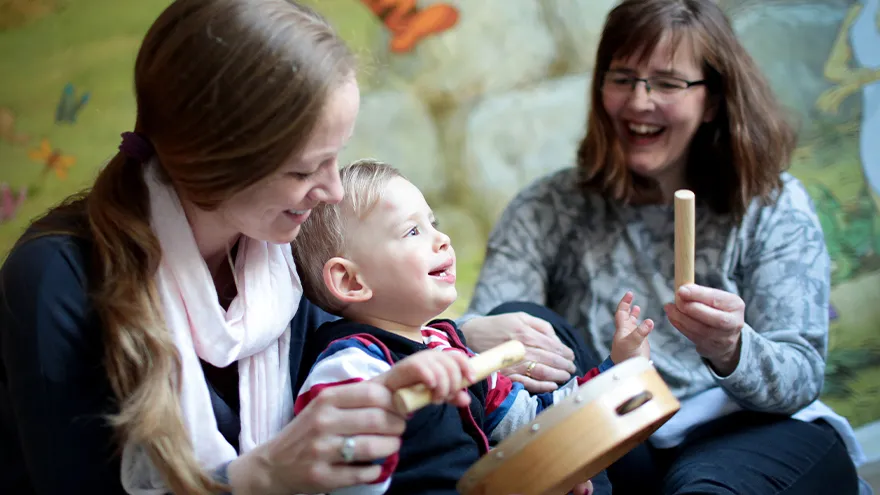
left=462, top=167, right=830, bottom=415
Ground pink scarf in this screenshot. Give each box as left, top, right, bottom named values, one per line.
left=121, top=162, right=301, bottom=493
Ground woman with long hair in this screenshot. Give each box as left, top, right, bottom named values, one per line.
left=0, top=1, right=423, bottom=493
left=460, top=0, right=867, bottom=492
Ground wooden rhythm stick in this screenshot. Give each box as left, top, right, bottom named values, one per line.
left=674, top=189, right=695, bottom=305
left=392, top=340, right=527, bottom=415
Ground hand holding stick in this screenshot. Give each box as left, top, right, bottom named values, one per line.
left=392, top=340, right=527, bottom=415
left=674, top=189, right=695, bottom=305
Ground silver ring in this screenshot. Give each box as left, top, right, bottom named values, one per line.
left=340, top=436, right=356, bottom=463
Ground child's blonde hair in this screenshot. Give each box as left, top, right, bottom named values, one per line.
left=293, top=158, right=406, bottom=314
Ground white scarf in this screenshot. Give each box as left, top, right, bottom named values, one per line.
left=121, top=161, right=302, bottom=493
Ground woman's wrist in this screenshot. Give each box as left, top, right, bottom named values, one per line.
left=457, top=314, right=480, bottom=338
left=214, top=460, right=233, bottom=494
left=455, top=312, right=481, bottom=330
left=226, top=447, right=278, bottom=495
left=457, top=315, right=486, bottom=351
left=707, top=338, right=743, bottom=377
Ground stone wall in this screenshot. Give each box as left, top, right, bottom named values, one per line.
left=338, top=0, right=860, bottom=262
left=339, top=0, right=617, bottom=259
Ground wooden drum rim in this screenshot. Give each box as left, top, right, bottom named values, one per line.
left=457, top=356, right=681, bottom=495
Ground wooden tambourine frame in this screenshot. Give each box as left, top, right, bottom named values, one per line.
left=456, top=357, right=681, bottom=495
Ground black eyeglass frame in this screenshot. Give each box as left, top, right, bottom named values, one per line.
left=601, top=70, right=707, bottom=93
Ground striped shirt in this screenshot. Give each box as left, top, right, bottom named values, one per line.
left=294, top=320, right=611, bottom=494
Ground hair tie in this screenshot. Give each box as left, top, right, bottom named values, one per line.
left=119, top=131, right=155, bottom=162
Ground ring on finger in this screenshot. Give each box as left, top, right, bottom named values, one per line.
left=340, top=436, right=356, bottom=463
left=524, top=360, right=538, bottom=378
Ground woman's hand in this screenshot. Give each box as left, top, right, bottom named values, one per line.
left=460, top=313, right=577, bottom=393
left=664, top=284, right=745, bottom=376
left=228, top=350, right=477, bottom=494
left=228, top=380, right=406, bottom=495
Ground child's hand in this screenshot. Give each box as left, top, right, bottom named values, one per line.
left=611, top=291, right=653, bottom=364
left=375, top=349, right=475, bottom=409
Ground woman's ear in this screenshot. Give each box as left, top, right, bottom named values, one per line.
left=323, top=257, right=373, bottom=305
left=703, top=93, right=720, bottom=123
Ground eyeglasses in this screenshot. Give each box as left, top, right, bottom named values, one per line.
left=601, top=70, right=706, bottom=102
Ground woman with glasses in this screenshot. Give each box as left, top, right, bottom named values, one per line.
left=457, top=0, right=868, bottom=493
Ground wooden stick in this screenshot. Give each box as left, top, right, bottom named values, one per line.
left=393, top=340, right=527, bottom=415
left=674, top=189, right=695, bottom=305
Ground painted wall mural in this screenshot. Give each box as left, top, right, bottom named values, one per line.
left=358, top=0, right=459, bottom=53
left=0, top=0, right=877, bottom=454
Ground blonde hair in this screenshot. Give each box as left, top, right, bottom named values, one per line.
left=293, top=159, right=405, bottom=314
left=19, top=0, right=354, bottom=493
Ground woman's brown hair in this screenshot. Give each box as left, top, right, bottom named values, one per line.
left=20, top=0, right=354, bottom=492
left=577, top=0, right=797, bottom=219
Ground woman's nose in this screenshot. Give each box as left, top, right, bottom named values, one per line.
left=626, top=82, right=655, bottom=111
left=311, top=166, right=344, bottom=205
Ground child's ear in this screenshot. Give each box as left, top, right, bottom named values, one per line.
left=323, top=257, right=373, bottom=304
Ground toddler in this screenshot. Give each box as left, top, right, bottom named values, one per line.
left=291, top=159, right=654, bottom=494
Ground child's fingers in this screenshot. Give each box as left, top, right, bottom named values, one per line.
left=614, top=297, right=632, bottom=328
left=619, top=319, right=652, bottom=344
left=615, top=291, right=634, bottom=314
left=435, top=351, right=472, bottom=403
left=630, top=304, right=641, bottom=319
left=428, top=355, right=452, bottom=403
left=450, top=389, right=472, bottom=408
left=571, top=479, right=593, bottom=495
left=437, top=352, right=474, bottom=403
left=401, top=357, right=437, bottom=389
left=637, top=319, right=654, bottom=337
left=396, top=350, right=475, bottom=405
left=376, top=355, right=432, bottom=392
left=442, top=355, right=465, bottom=401
left=447, top=349, right=476, bottom=384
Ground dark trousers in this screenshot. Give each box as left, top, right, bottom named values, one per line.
left=488, top=302, right=860, bottom=495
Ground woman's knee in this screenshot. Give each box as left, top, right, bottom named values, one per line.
left=779, top=420, right=859, bottom=494
left=663, top=416, right=859, bottom=494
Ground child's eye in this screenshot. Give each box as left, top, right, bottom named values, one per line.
left=406, top=226, right=420, bottom=237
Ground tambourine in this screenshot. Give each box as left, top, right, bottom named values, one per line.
left=455, top=189, right=695, bottom=494
left=457, top=356, right=681, bottom=495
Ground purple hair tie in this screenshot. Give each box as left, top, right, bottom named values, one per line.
left=119, top=131, right=155, bottom=162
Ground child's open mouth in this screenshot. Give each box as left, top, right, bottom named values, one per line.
left=429, top=260, right=456, bottom=283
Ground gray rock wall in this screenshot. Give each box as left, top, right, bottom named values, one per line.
left=339, top=0, right=857, bottom=260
